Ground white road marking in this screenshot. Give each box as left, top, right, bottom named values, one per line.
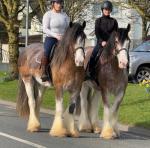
left=0, top=132, right=47, bottom=148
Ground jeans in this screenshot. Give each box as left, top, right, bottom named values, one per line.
left=44, top=37, right=58, bottom=58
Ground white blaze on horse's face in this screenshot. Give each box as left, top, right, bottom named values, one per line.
left=74, top=36, right=85, bottom=67
left=116, top=39, right=129, bottom=69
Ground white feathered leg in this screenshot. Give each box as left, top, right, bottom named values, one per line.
left=78, top=82, right=92, bottom=132
left=35, top=85, right=45, bottom=122
left=111, top=90, right=125, bottom=137
left=50, top=88, right=67, bottom=137
left=63, top=91, right=80, bottom=138
left=89, top=90, right=101, bottom=133
left=23, top=79, right=41, bottom=132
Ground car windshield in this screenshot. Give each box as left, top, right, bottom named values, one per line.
left=133, top=41, right=150, bottom=52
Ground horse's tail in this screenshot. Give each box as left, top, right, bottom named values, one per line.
left=16, top=77, right=29, bottom=117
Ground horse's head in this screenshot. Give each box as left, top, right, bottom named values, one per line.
left=69, top=21, right=86, bottom=67
left=114, top=24, right=131, bottom=69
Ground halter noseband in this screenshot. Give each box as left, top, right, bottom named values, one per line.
left=74, top=46, right=85, bottom=58
left=114, top=38, right=131, bottom=57
left=115, top=48, right=128, bottom=56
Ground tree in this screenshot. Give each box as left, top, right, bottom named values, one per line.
left=127, top=0, right=150, bottom=40
left=116, top=0, right=150, bottom=40
left=0, top=0, right=24, bottom=79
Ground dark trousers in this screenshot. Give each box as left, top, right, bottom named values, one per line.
left=88, top=43, right=102, bottom=76
left=44, top=37, right=58, bottom=58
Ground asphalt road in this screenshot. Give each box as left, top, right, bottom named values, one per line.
left=0, top=102, right=150, bottom=148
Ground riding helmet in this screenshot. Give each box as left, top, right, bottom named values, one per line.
left=101, top=1, right=113, bottom=12
left=51, top=0, right=64, bottom=3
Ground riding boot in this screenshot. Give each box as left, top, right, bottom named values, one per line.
left=41, top=55, right=49, bottom=82
left=85, top=65, right=99, bottom=85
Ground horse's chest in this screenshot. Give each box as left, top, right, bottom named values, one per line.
left=99, top=66, right=127, bottom=91
left=63, top=71, right=84, bottom=91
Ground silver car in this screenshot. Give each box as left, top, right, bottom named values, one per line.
left=129, top=40, right=150, bottom=83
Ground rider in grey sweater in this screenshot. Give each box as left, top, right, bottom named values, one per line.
left=41, top=0, right=69, bottom=82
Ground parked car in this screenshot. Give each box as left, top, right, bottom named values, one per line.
left=129, top=40, right=150, bottom=83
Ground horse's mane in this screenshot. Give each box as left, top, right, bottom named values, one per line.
left=51, top=22, right=86, bottom=67
left=100, top=31, right=116, bottom=62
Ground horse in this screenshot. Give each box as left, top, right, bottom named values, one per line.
left=16, top=21, right=86, bottom=138
left=78, top=24, right=131, bottom=139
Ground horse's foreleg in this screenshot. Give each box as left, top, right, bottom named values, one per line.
left=88, top=90, right=101, bottom=134
left=50, top=87, right=67, bottom=137
left=111, top=91, right=125, bottom=137
left=78, top=82, right=92, bottom=133
left=100, top=93, right=115, bottom=139
left=23, top=78, right=40, bottom=132
left=63, top=91, right=80, bottom=137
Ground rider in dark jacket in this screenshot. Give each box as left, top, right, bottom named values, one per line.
left=86, top=0, right=118, bottom=83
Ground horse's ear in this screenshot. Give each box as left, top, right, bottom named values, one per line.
left=69, top=22, right=73, bottom=28
left=127, top=24, right=131, bottom=32
left=82, top=21, right=86, bottom=29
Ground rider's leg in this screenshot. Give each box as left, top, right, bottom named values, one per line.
left=86, top=43, right=100, bottom=80
left=41, top=37, right=58, bottom=82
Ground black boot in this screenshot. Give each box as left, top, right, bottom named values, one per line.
left=85, top=58, right=99, bottom=85
left=41, top=56, right=49, bottom=82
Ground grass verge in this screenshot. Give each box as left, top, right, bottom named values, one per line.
left=0, top=72, right=150, bottom=128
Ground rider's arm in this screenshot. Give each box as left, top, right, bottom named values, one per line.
left=42, top=12, right=57, bottom=37
left=113, top=19, right=118, bottom=31
left=95, top=18, right=103, bottom=45
left=64, top=13, right=70, bottom=28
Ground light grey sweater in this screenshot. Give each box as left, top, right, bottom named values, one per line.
left=43, top=10, right=70, bottom=37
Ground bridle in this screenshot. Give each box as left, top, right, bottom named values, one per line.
left=74, top=46, right=85, bottom=58
left=114, top=38, right=131, bottom=57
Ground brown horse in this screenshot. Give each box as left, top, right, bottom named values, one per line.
left=16, top=21, right=86, bottom=137
left=78, top=24, right=131, bottom=139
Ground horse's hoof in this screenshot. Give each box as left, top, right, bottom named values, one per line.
left=27, top=125, right=41, bottom=132
left=79, top=128, right=92, bottom=133
left=93, top=126, right=101, bottom=134
left=49, top=128, right=67, bottom=137
left=100, top=128, right=116, bottom=139
left=67, top=130, right=80, bottom=138
left=78, top=123, right=92, bottom=133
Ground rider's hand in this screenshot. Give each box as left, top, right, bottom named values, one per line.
left=101, top=41, right=107, bottom=47
left=55, top=34, right=62, bottom=40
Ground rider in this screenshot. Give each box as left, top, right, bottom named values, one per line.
left=86, top=0, right=118, bottom=83
left=41, top=0, right=69, bottom=82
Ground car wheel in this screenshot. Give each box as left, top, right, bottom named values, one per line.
left=136, top=67, right=150, bottom=83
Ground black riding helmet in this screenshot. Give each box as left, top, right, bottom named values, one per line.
left=101, top=1, right=113, bottom=12
left=51, top=0, right=64, bottom=3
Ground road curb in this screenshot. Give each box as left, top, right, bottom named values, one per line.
left=1, top=99, right=150, bottom=138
